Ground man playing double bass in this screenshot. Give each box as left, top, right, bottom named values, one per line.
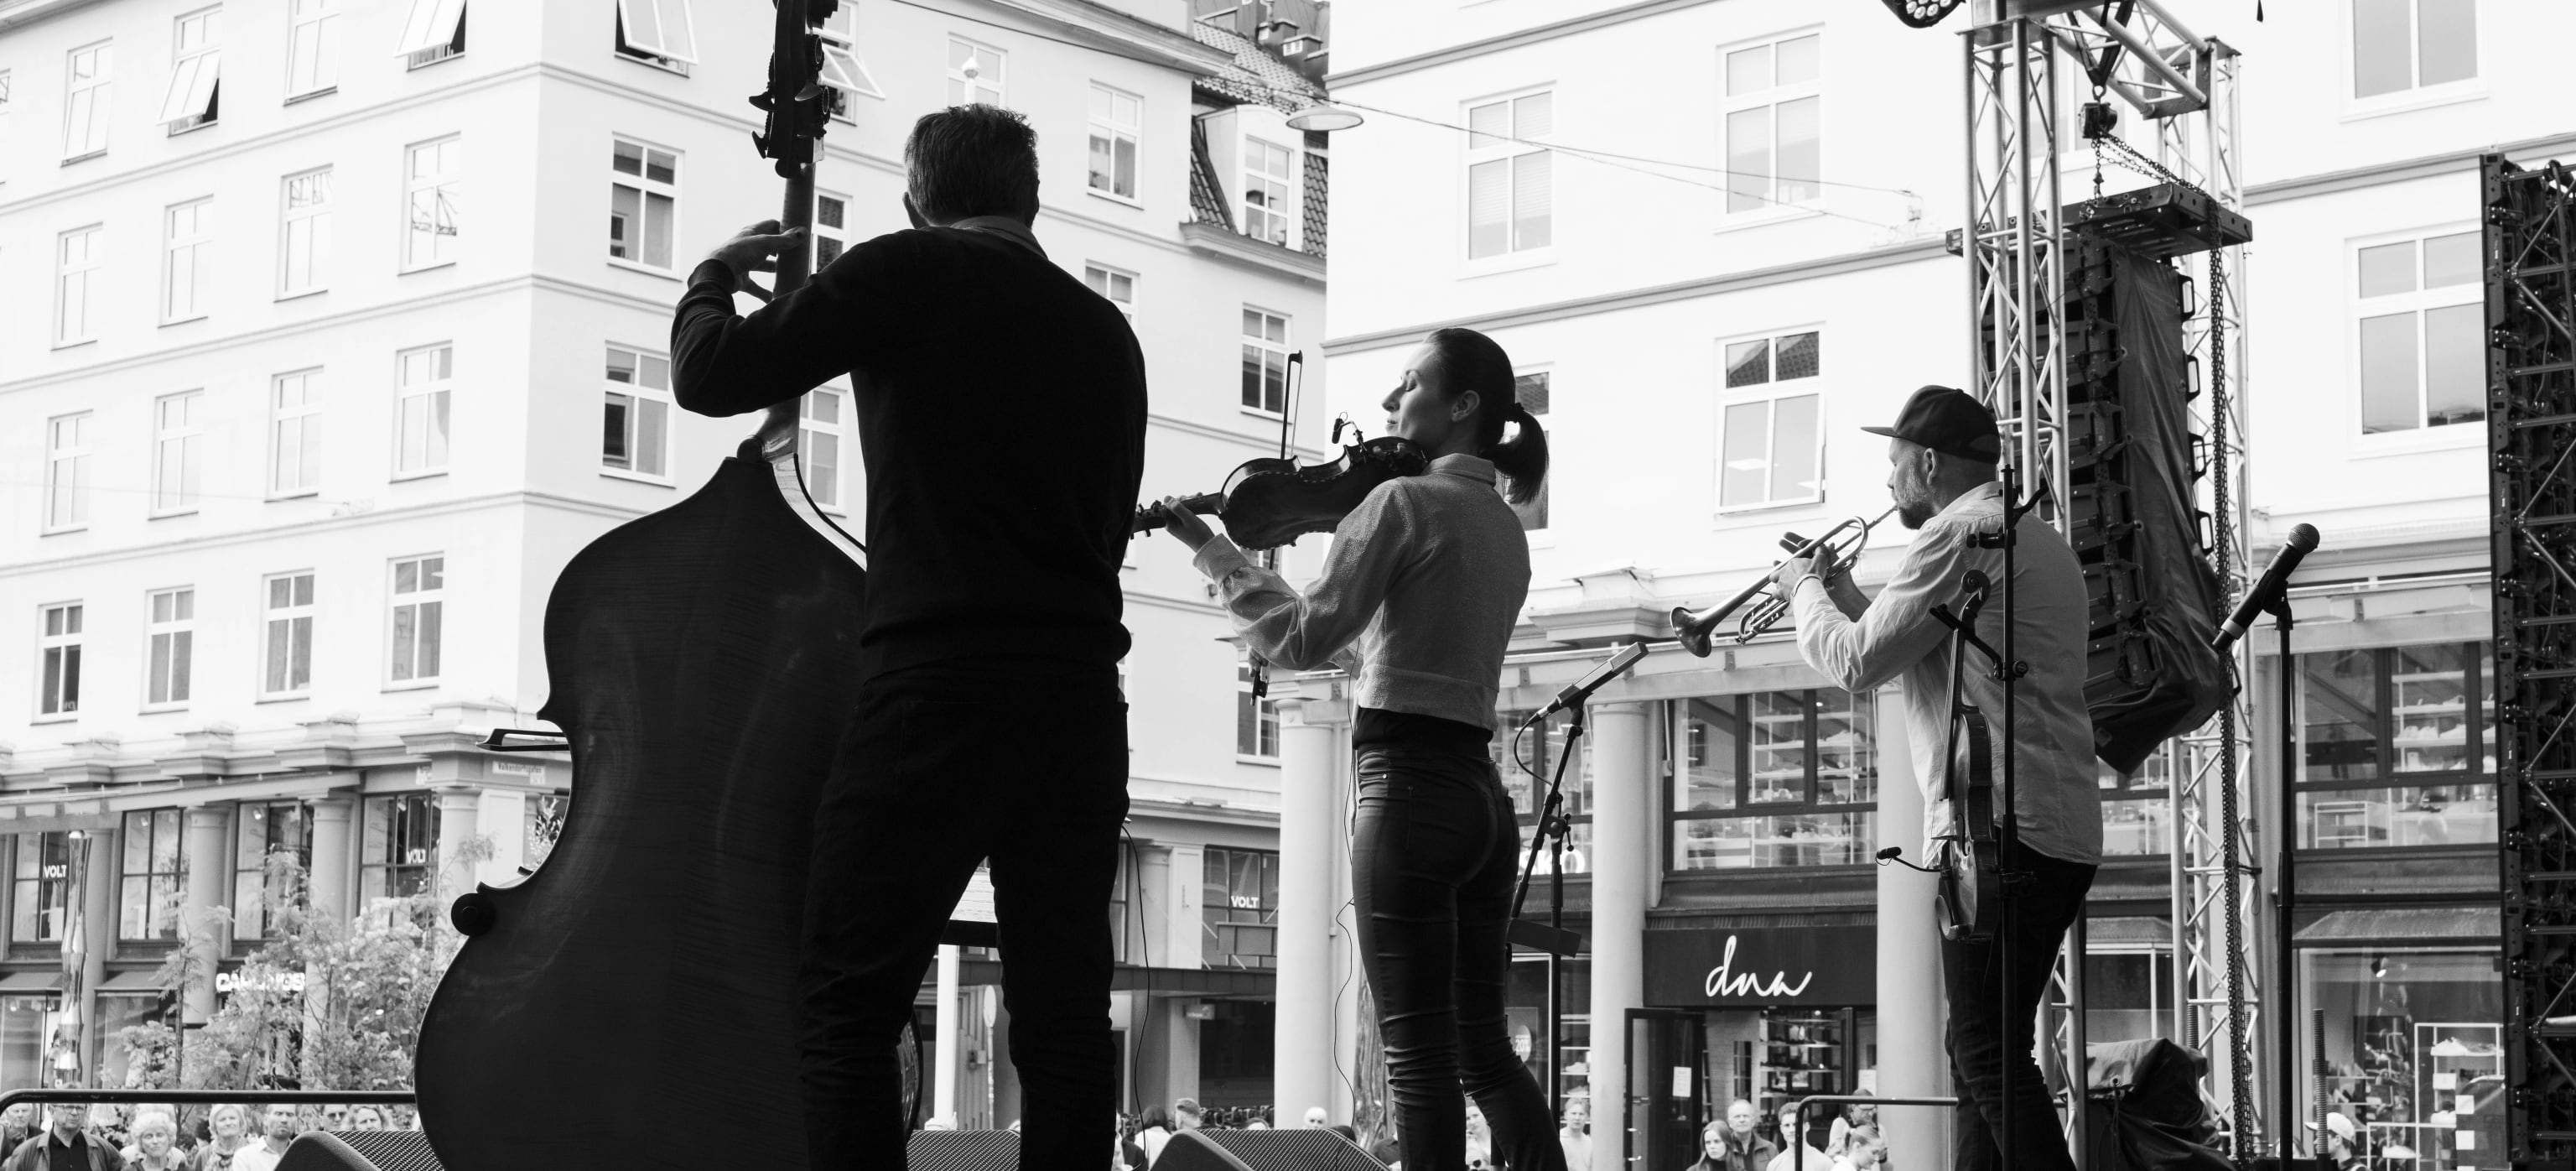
left=669, top=105, right=1145, bottom=1170
left=1768, top=387, right=2099, bottom=1171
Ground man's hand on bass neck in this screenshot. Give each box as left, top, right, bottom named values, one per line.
left=705, top=218, right=807, bottom=302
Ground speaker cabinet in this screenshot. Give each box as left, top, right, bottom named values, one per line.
left=1153, top=1129, right=1389, bottom=1171
left=906, top=1129, right=1021, bottom=1171
left=278, top=1131, right=444, bottom=1171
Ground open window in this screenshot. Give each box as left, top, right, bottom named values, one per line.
left=615, top=0, right=697, bottom=69
left=394, top=0, right=465, bottom=67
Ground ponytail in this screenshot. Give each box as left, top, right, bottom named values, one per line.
left=1423, top=326, right=1551, bottom=506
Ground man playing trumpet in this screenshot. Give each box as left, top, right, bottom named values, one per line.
left=1768, top=386, right=2099, bottom=1171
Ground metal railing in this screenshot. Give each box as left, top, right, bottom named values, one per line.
left=0, top=1088, right=414, bottom=1113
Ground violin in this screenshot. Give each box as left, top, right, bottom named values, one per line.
left=1931, top=570, right=2004, bottom=945
left=1134, top=428, right=1431, bottom=550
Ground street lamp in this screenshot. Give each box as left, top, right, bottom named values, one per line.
left=1283, top=102, right=1363, bottom=133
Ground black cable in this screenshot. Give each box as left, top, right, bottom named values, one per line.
left=789, top=445, right=865, bottom=554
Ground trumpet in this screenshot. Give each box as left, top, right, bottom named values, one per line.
left=1670, top=507, right=1898, bottom=656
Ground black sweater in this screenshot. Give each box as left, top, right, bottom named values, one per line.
left=670, top=225, right=1146, bottom=674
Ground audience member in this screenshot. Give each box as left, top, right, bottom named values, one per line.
left=1303, top=1106, right=1329, bottom=1129
left=1135, top=1106, right=1176, bottom=1167
left=224, top=1106, right=297, bottom=1171
left=1557, top=1092, right=1592, bottom=1171
left=343, top=1107, right=387, bottom=1133
left=1764, top=1101, right=1832, bottom=1171
left=1831, top=1124, right=1885, bottom=1171
left=3, top=1104, right=126, bottom=1171
left=1697, top=1100, right=1777, bottom=1171
left=191, top=1105, right=250, bottom=1171
left=122, top=1111, right=186, bottom=1171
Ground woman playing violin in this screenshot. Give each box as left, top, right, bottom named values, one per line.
left=1156, top=326, right=1556, bottom=1171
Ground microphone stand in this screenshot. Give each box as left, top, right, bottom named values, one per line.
left=1990, top=455, right=2038, bottom=1171
left=2271, top=592, right=2301, bottom=1163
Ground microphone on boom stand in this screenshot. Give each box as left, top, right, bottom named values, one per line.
left=1519, top=641, right=1650, bottom=730
left=2212, top=523, right=2320, bottom=652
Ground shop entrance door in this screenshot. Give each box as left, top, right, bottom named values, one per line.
left=1626, top=1009, right=1706, bottom=1171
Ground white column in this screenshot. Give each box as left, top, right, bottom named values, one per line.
left=1274, top=700, right=1339, bottom=1127
left=1872, top=686, right=1946, bottom=1163
left=433, top=787, right=481, bottom=902
left=933, top=944, right=962, bottom=1127
left=181, top=807, right=231, bottom=1026
left=307, top=799, right=355, bottom=925
left=1587, top=702, right=1650, bottom=1171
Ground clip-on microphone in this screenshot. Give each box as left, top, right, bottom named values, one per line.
left=1875, top=846, right=1940, bottom=875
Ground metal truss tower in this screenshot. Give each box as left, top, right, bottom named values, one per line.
left=2487, top=154, right=2576, bottom=1168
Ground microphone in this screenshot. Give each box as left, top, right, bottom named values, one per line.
left=2213, top=523, right=2320, bottom=652
left=1520, top=642, right=1649, bottom=730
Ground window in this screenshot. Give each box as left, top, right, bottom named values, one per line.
left=388, top=555, right=444, bottom=684
left=814, top=190, right=849, bottom=267
left=158, top=8, right=221, bottom=134
left=2084, top=946, right=2175, bottom=1043
left=361, top=793, right=439, bottom=899
left=271, top=369, right=323, bottom=497
left=614, top=0, right=698, bottom=68
left=2297, top=642, right=2496, bottom=850
left=816, top=4, right=880, bottom=112
left=394, top=0, right=465, bottom=68
left=117, top=810, right=185, bottom=941
left=285, top=0, right=339, bottom=98
left=1465, top=91, right=1551, bottom=258
left=2357, top=231, right=2482, bottom=435
left=2352, top=0, right=2475, bottom=100
left=55, top=226, right=101, bottom=346
left=1242, top=137, right=1295, bottom=247
left=1722, top=33, right=1822, bottom=214
left=403, top=136, right=460, bottom=270
left=395, top=344, right=453, bottom=475
left=44, top=414, right=91, bottom=532
left=1235, top=663, right=1278, bottom=758
left=145, top=588, right=195, bottom=709
left=604, top=346, right=673, bottom=479
left=1239, top=308, right=1290, bottom=415
left=279, top=168, right=332, bottom=296
left=1508, top=371, right=1550, bottom=532
left=946, top=38, right=1003, bottom=107
left=1084, top=264, right=1135, bottom=321
left=1669, top=689, right=1879, bottom=871
left=798, top=388, right=847, bottom=510
left=163, top=198, right=216, bottom=323
left=37, top=605, right=83, bottom=718
left=2294, top=948, right=2502, bottom=1163
left=1088, top=84, right=1140, bottom=200
left=62, top=41, right=111, bottom=161
left=1202, top=847, right=1279, bottom=969
left=609, top=138, right=678, bottom=270
left=151, top=392, right=203, bottom=515
left=1717, top=330, right=1824, bottom=510
left=234, top=802, right=311, bottom=938
left=2097, top=751, right=2174, bottom=856
left=262, top=571, right=315, bottom=698
left=11, top=834, right=74, bottom=943
left=1502, top=708, right=1593, bottom=867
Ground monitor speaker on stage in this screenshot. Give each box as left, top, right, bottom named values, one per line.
left=1153, top=1129, right=1389, bottom=1171
left=906, top=1129, right=1020, bottom=1171
left=278, top=1131, right=444, bottom=1171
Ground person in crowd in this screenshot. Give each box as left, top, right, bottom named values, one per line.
left=2314, top=1111, right=2364, bottom=1171
left=190, top=1106, right=248, bottom=1171
left=1115, top=1114, right=1147, bottom=1170
left=1827, top=1093, right=1877, bottom=1161
left=224, top=1106, right=296, bottom=1171
left=341, top=1108, right=386, bottom=1134
left=120, top=1112, right=185, bottom=1171
left=0, top=1106, right=32, bottom=1153
left=4, top=1103, right=127, bottom=1171
left=317, top=1106, right=346, bottom=1133
left=1463, top=1101, right=1492, bottom=1168
left=1134, top=1106, right=1176, bottom=1167
left=1696, top=1100, right=1777, bottom=1171
left=1831, top=1125, right=1886, bottom=1171
left=1764, top=1101, right=1832, bottom=1171
left=1557, top=1092, right=1592, bottom=1171
left=1302, top=1107, right=1329, bottom=1129
left=1172, top=1100, right=1202, bottom=1134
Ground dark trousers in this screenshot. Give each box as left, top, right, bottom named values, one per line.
left=1353, top=748, right=1567, bottom=1171
left=798, top=658, right=1129, bottom=1171
left=1942, top=847, right=2096, bottom=1171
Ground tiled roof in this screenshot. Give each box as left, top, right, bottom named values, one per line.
left=1189, top=118, right=1235, bottom=230
left=1189, top=17, right=1325, bottom=114
left=1300, top=140, right=1327, bottom=261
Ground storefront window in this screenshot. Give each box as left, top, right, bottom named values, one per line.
left=2083, top=948, right=2173, bottom=1043
left=0, top=997, right=62, bottom=1090
left=1202, top=847, right=1278, bottom=970
left=2097, top=749, right=2173, bottom=856
left=1506, top=955, right=1591, bottom=1104
left=1501, top=710, right=1595, bottom=868
left=94, top=992, right=173, bottom=1088
left=117, top=810, right=187, bottom=941
left=2299, top=947, right=2503, bottom=1167
left=1668, top=690, right=1877, bottom=870
left=10, top=834, right=74, bottom=944
left=360, top=794, right=439, bottom=901
left=2297, top=643, right=2496, bottom=850
left=1197, top=1000, right=1275, bottom=1107
left=236, top=802, right=312, bottom=939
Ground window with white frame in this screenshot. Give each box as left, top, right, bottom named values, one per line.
left=118, top=809, right=186, bottom=941
left=1508, top=371, right=1550, bottom=532
left=2352, top=0, right=2475, bottom=100
left=1717, top=330, right=1824, bottom=510
left=1088, top=84, right=1140, bottom=200
left=394, top=0, right=466, bottom=68
left=38, top=604, right=82, bottom=718
left=1242, top=137, right=1295, bottom=247
left=279, top=168, right=331, bottom=296
left=604, top=346, right=673, bottom=479
left=153, top=391, right=204, bottom=515
left=2358, top=229, right=2483, bottom=435
left=404, top=135, right=460, bottom=270
left=158, top=8, right=221, bottom=134
left=271, top=369, right=322, bottom=497
left=610, top=138, right=678, bottom=270
left=1084, top=264, right=1135, bottom=321
left=388, top=555, right=444, bottom=684
left=946, top=38, right=1004, bottom=107
left=1465, top=91, right=1551, bottom=258
left=817, top=3, right=881, bottom=117
left=1240, top=308, right=1290, bottom=415
left=56, top=225, right=101, bottom=346
left=164, top=198, right=216, bottom=324
left=62, top=41, right=111, bottom=161
left=615, top=0, right=698, bottom=68
left=146, top=587, right=195, bottom=708
left=286, top=0, right=339, bottom=98
left=814, top=190, right=849, bottom=267
left=44, top=413, right=90, bottom=532
left=1236, top=662, right=1278, bottom=758
left=262, top=571, right=315, bottom=697
left=395, top=344, right=454, bottom=475
left=799, top=388, right=847, bottom=511
left=233, top=801, right=310, bottom=939
left=1722, top=33, right=1821, bottom=215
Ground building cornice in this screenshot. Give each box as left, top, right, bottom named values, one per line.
left=2245, top=129, right=2576, bottom=206
left=1321, top=234, right=1949, bottom=356
left=1327, top=0, right=1720, bottom=88
left=0, top=490, right=641, bottom=580
left=0, top=0, right=108, bottom=34
left=939, top=0, right=1236, bottom=75
left=1179, top=221, right=1328, bottom=285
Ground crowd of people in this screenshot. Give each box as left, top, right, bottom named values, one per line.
left=1685, top=1097, right=1891, bottom=1171
left=0, top=1101, right=413, bottom=1171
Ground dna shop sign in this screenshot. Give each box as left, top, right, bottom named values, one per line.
left=1643, top=925, right=1875, bottom=1007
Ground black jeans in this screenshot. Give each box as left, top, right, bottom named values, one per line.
left=1353, top=747, right=1566, bottom=1171
left=1942, top=847, right=2097, bottom=1171
left=798, top=658, right=1129, bottom=1171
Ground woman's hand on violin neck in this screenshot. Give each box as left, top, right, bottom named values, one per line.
left=1156, top=497, right=1219, bottom=554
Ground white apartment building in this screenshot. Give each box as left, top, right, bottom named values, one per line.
left=1277, top=0, right=2555, bottom=1163
left=0, top=0, right=1333, bottom=1115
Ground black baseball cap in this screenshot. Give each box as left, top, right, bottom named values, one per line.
left=1861, top=385, right=2002, bottom=463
